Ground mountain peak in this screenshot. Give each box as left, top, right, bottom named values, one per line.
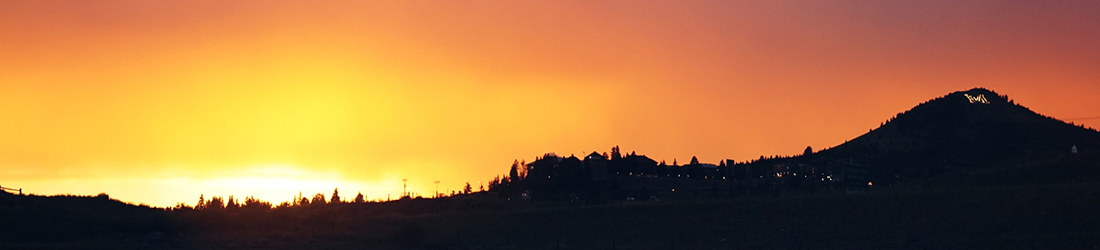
left=946, top=88, right=1010, bottom=106
left=814, top=88, right=1100, bottom=183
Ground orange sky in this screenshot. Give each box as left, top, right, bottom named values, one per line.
left=2, top=0, right=1098, bottom=207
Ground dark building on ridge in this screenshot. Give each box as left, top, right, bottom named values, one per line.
left=585, top=152, right=608, bottom=181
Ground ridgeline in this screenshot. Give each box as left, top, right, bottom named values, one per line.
left=3, top=88, right=1099, bottom=249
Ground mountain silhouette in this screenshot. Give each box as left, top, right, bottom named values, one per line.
left=0, top=191, right=172, bottom=245
left=809, top=88, right=1100, bottom=185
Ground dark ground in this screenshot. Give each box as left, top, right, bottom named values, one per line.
left=3, top=181, right=1100, bottom=250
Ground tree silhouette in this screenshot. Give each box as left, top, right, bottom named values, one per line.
left=243, top=196, right=271, bottom=210
left=354, top=192, right=365, bottom=203
left=690, top=156, right=699, bottom=165
left=294, top=192, right=309, bottom=207
left=464, top=182, right=472, bottom=194
left=804, top=146, right=813, bottom=156
left=311, top=193, right=326, bottom=205
left=488, top=175, right=501, bottom=191
left=173, top=202, right=191, bottom=210
left=520, top=160, right=527, bottom=179
left=330, top=188, right=341, bottom=204
left=225, top=195, right=239, bottom=210
left=509, top=160, right=520, bottom=183
left=206, top=196, right=225, bottom=210
left=196, top=194, right=206, bottom=210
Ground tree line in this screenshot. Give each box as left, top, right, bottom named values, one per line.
left=483, top=145, right=872, bottom=200
left=172, top=188, right=368, bottom=211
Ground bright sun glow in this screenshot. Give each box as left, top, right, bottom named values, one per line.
left=176, top=165, right=405, bottom=206
left=13, top=165, right=408, bottom=207
left=1, top=1, right=1098, bottom=208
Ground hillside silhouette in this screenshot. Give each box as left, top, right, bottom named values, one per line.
left=808, top=88, right=1100, bottom=185
left=0, top=191, right=172, bottom=248
left=3, top=87, right=1100, bottom=249
left=479, top=88, right=1100, bottom=201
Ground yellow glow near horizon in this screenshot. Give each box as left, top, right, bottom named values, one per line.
left=2, top=1, right=1099, bottom=207
left=11, top=165, right=412, bottom=207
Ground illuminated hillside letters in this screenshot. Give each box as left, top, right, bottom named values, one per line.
left=964, top=94, right=990, bottom=104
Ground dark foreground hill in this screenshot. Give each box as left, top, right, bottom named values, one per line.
left=3, top=184, right=1100, bottom=250
left=809, top=88, right=1100, bottom=185
left=0, top=191, right=173, bottom=249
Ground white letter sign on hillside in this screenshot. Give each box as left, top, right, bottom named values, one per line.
left=964, top=94, right=990, bottom=104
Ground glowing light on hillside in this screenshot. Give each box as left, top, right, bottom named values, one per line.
left=964, top=94, right=990, bottom=104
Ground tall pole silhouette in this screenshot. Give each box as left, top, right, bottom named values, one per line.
left=434, top=180, right=440, bottom=198
left=402, top=179, right=408, bottom=198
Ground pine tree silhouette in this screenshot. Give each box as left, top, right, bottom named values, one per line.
left=509, top=160, right=520, bottom=183
left=226, top=195, right=239, bottom=210
left=196, top=194, right=206, bottom=210
left=207, top=196, right=224, bottom=210
left=330, top=188, right=341, bottom=204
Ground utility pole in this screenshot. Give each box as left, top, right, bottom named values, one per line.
left=402, top=179, right=408, bottom=198
left=434, top=181, right=440, bottom=198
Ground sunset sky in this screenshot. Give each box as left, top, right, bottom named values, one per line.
left=2, top=0, right=1098, bottom=207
